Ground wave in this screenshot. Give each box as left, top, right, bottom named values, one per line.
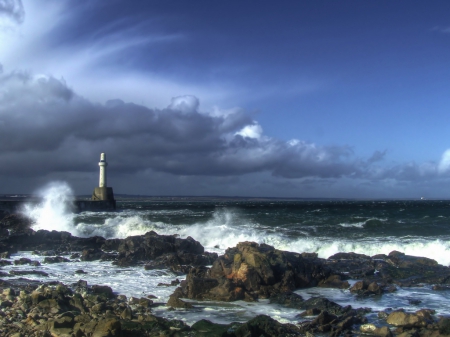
left=20, top=190, right=450, bottom=266
left=22, top=182, right=75, bottom=232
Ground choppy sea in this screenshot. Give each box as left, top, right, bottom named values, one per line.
left=3, top=185, right=450, bottom=324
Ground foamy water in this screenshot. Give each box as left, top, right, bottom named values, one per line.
left=10, top=182, right=450, bottom=323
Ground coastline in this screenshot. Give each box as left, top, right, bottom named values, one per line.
left=1, top=212, right=450, bottom=336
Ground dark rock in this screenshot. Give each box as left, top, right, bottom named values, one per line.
left=9, top=270, right=48, bottom=277
left=298, top=308, right=322, bottom=317
left=191, top=319, right=237, bottom=336
left=111, top=231, right=209, bottom=268
left=350, top=279, right=386, bottom=296
left=269, top=291, right=304, bottom=308
left=318, top=274, right=350, bottom=289
left=81, top=248, right=104, bottom=261
left=312, top=310, right=338, bottom=325
left=233, top=314, right=301, bottom=336
left=438, top=317, right=450, bottom=335
left=172, top=241, right=338, bottom=302
left=91, top=285, right=114, bottom=299
left=0, top=259, right=12, bottom=266
left=300, top=297, right=349, bottom=315
left=43, top=256, right=70, bottom=263
left=432, top=284, right=450, bottom=291
left=0, top=213, right=33, bottom=236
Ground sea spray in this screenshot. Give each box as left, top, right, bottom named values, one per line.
left=22, top=181, right=76, bottom=232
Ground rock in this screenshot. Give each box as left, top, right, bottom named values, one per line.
left=374, top=326, right=393, bottom=337
left=438, top=317, right=450, bottom=335
left=167, top=287, right=193, bottom=309
left=300, top=297, right=349, bottom=316
left=360, top=323, right=377, bottom=333
left=172, top=241, right=337, bottom=302
left=312, top=311, right=338, bottom=325
left=0, top=214, right=33, bottom=236
left=91, top=317, right=121, bottom=337
left=0, top=259, right=12, bottom=266
left=14, top=258, right=40, bottom=266
left=387, top=251, right=438, bottom=268
left=350, top=279, right=385, bottom=296
left=9, top=270, right=49, bottom=277
left=120, top=306, right=132, bottom=319
left=298, top=308, right=322, bottom=317
left=233, top=314, right=301, bottom=336
left=91, top=285, right=114, bottom=299
left=317, top=274, right=350, bottom=289
left=191, top=319, right=236, bottom=336
left=386, top=311, right=428, bottom=328
left=326, top=252, right=376, bottom=278
left=111, top=231, right=207, bottom=267
left=43, top=256, right=70, bottom=263
left=269, top=291, right=304, bottom=308
left=432, top=284, right=450, bottom=291
left=81, top=248, right=104, bottom=261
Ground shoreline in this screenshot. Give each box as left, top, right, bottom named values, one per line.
left=1, top=213, right=450, bottom=336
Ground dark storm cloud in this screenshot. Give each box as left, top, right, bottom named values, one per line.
left=0, top=70, right=369, bottom=181
left=2, top=69, right=449, bottom=189
left=0, top=0, right=24, bottom=24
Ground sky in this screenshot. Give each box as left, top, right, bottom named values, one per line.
left=1, top=0, right=450, bottom=198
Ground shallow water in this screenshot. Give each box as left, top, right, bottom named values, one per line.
left=8, top=192, right=450, bottom=323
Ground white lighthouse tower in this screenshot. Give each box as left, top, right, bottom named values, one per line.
left=92, top=153, right=115, bottom=203
left=99, top=153, right=107, bottom=188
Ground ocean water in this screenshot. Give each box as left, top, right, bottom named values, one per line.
left=3, top=185, right=450, bottom=324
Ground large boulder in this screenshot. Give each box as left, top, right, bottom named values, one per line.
left=110, top=231, right=213, bottom=268
left=173, top=241, right=339, bottom=302
left=386, top=311, right=429, bottom=328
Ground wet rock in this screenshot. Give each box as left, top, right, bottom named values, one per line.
left=81, top=248, right=104, bottom=261
left=9, top=270, right=48, bottom=277
left=233, top=314, right=301, bottom=336
left=269, top=291, right=304, bottom=308
left=350, top=279, right=387, bottom=296
left=317, top=274, right=350, bottom=289
left=326, top=252, right=376, bottom=279
left=0, top=259, right=12, bottom=266
left=432, top=284, right=450, bottom=291
left=0, top=214, right=33, bottom=236
left=438, top=317, right=450, bottom=335
left=191, top=319, right=237, bottom=336
left=91, top=285, right=114, bottom=299
left=387, top=251, right=438, bottom=268
left=43, top=256, right=70, bottom=263
left=300, top=297, right=349, bottom=316
left=173, top=241, right=337, bottom=302
left=298, top=308, right=322, bottom=317
left=386, top=311, right=428, bottom=328
left=14, top=258, right=40, bottom=266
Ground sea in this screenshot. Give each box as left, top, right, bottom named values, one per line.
left=3, top=183, right=450, bottom=325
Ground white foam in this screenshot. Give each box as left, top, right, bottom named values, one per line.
left=22, top=181, right=75, bottom=232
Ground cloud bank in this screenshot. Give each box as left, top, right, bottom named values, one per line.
left=1, top=68, right=450, bottom=197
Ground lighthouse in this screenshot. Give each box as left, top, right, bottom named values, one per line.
left=99, top=152, right=107, bottom=188
left=92, top=153, right=115, bottom=204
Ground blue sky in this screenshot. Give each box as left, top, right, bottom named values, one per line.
left=1, top=0, right=450, bottom=198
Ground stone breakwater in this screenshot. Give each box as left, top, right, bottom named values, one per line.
left=1, top=212, right=450, bottom=336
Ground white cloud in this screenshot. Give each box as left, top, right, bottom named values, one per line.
left=438, top=149, right=450, bottom=174
left=168, top=95, right=199, bottom=113
left=235, top=123, right=263, bottom=139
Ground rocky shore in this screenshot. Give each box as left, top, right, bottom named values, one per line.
left=1, top=212, right=450, bottom=336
